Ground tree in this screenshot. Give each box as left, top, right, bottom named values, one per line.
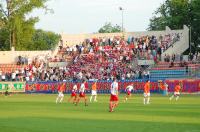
left=148, top=0, right=200, bottom=52
left=31, top=29, right=60, bottom=51
left=0, top=0, right=49, bottom=50
left=98, top=22, right=122, bottom=33
left=148, top=0, right=191, bottom=30
left=190, top=0, right=200, bottom=51
left=0, top=27, right=9, bottom=50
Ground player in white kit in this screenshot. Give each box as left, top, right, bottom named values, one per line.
left=75, top=80, right=88, bottom=106
left=109, top=78, right=119, bottom=112
left=68, top=83, right=78, bottom=104
left=124, top=83, right=134, bottom=102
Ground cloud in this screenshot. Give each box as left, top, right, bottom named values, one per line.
left=34, top=0, right=166, bottom=34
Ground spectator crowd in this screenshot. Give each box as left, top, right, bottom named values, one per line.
left=1, top=32, right=199, bottom=82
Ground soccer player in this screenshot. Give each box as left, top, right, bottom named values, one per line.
left=159, top=81, right=165, bottom=95
left=143, top=80, right=150, bottom=105
left=170, top=82, right=182, bottom=101
left=5, top=83, right=14, bottom=97
left=4, top=85, right=10, bottom=97
left=124, top=83, right=134, bottom=102
left=90, top=81, right=98, bottom=102
left=164, top=82, right=169, bottom=96
left=68, top=83, right=78, bottom=104
left=75, top=80, right=88, bottom=106
left=56, top=83, right=65, bottom=104
left=109, top=78, right=119, bottom=112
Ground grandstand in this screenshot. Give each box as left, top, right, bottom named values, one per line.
left=0, top=25, right=199, bottom=93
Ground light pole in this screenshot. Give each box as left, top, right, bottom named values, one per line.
left=6, top=0, right=12, bottom=50
left=189, top=26, right=192, bottom=55
left=119, top=7, right=124, bottom=33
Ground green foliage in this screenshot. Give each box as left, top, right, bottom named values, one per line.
left=0, top=0, right=52, bottom=51
left=148, top=0, right=190, bottom=30
left=14, top=16, right=39, bottom=50
left=190, top=0, right=200, bottom=51
left=0, top=27, right=9, bottom=50
left=31, top=29, right=60, bottom=50
left=148, top=0, right=200, bottom=52
left=98, top=22, right=122, bottom=33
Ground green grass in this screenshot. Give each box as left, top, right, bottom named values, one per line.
left=0, top=94, right=200, bottom=132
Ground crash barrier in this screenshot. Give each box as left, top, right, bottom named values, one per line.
left=25, top=79, right=200, bottom=94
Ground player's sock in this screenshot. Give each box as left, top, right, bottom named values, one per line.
left=143, top=98, right=146, bottom=104
left=56, top=97, right=59, bottom=104
left=60, top=97, right=63, bottom=103
left=90, top=96, right=93, bottom=102
left=147, top=97, right=150, bottom=104
left=170, top=95, right=174, bottom=100
left=176, top=96, right=179, bottom=101
left=94, top=96, right=97, bottom=102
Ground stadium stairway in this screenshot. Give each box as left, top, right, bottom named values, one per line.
left=161, top=25, right=189, bottom=58
left=150, top=62, right=200, bottom=80
left=150, top=69, right=189, bottom=80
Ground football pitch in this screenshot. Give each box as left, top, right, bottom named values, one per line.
left=0, top=94, right=200, bottom=132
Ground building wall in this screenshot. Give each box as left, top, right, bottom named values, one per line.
left=0, top=51, right=52, bottom=64
left=161, top=25, right=189, bottom=57
left=61, top=26, right=188, bottom=47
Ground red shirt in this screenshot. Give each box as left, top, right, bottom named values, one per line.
left=144, top=82, right=150, bottom=93
left=174, top=85, right=181, bottom=92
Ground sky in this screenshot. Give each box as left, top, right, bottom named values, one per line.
left=31, top=0, right=165, bottom=34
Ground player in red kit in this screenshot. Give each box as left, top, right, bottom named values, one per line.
left=75, top=80, right=88, bottom=106
left=68, top=83, right=78, bottom=104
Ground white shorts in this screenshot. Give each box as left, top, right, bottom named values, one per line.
left=144, top=93, right=150, bottom=97
left=58, top=92, right=64, bottom=97
left=174, top=92, right=180, bottom=95
left=91, top=90, right=97, bottom=95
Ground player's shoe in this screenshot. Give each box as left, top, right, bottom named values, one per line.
left=109, top=109, right=114, bottom=112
